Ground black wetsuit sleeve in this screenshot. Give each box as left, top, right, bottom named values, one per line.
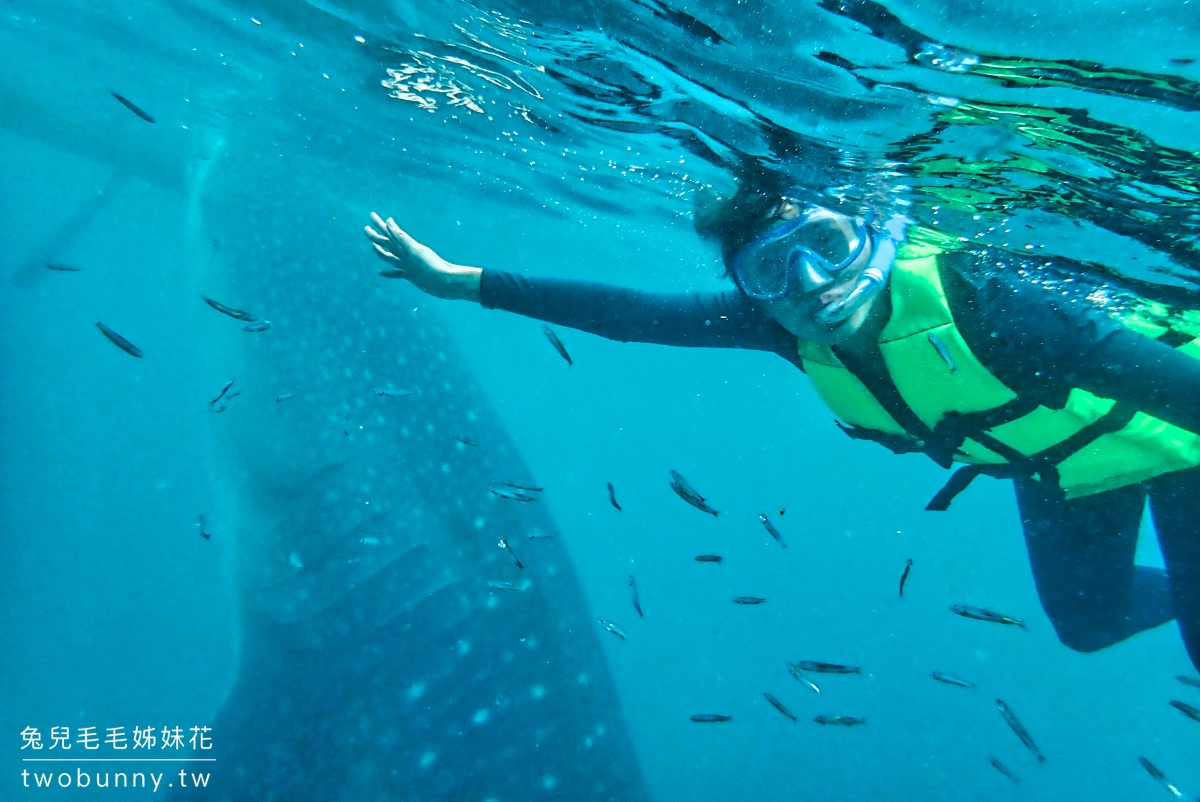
left=943, top=253, right=1200, bottom=433
left=1072, top=328, right=1200, bottom=432
left=479, top=270, right=800, bottom=364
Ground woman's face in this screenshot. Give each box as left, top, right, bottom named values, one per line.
left=754, top=203, right=881, bottom=346
left=764, top=270, right=877, bottom=345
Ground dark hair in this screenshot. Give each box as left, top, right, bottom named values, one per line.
left=693, top=178, right=791, bottom=274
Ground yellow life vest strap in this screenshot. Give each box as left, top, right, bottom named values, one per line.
left=831, top=343, right=1065, bottom=508
left=817, top=238, right=1163, bottom=508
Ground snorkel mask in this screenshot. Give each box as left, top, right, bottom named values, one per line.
left=730, top=203, right=910, bottom=326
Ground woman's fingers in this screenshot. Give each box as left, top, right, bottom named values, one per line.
left=367, top=213, right=424, bottom=256
left=371, top=242, right=403, bottom=267
left=365, top=212, right=479, bottom=302
left=366, top=216, right=412, bottom=268
left=367, top=213, right=441, bottom=281
left=367, top=213, right=412, bottom=253
left=384, top=218, right=422, bottom=252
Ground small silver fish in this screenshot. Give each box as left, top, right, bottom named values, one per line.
left=1139, top=757, right=1186, bottom=799
left=951, top=605, right=1026, bottom=629
left=899, top=558, right=914, bottom=597
left=763, top=693, right=796, bottom=722
left=202, top=295, right=258, bottom=321
left=211, top=379, right=235, bottom=406
left=629, top=575, right=643, bottom=617
left=1176, top=675, right=1200, bottom=690
left=758, top=513, right=787, bottom=548
left=672, top=484, right=719, bottom=515
left=526, top=530, right=559, bottom=540
left=453, top=433, right=480, bottom=447
left=996, top=699, right=1045, bottom=763
left=670, top=471, right=719, bottom=517
left=813, top=715, right=865, bottom=727
left=503, top=480, right=543, bottom=492
left=1169, top=699, right=1200, bottom=723
left=795, top=661, right=861, bottom=675
left=732, top=596, right=766, bottom=605
left=275, top=392, right=295, bottom=402
left=486, top=580, right=529, bottom=592
left=927, top=331, right=958, bottom=373
left=607, top=482, right=621, bottom=511
left=95, top=321, right=143, bottom=358
left=669, top=470, right=705, bottom=500
left=359, top=537, right=379, bottom=546
left=930, top=671, right=975, bottom=689
left=599, top=619, right=626, bottom=640
left=45, top=262, right=82, bottom=272
left=243, top=320, right=272, bottom=333
left=110, top=90, right=155, bottom=123
left=376, top=386, right=417, bottom=398
left=197, top=515, right=211, bottom=540
left=788, top=665, right=821, bottom=695
left=498, top=539, right=523, bottom=569
left=694, top=554, right=722, bottom=563
left=542, top=325, right=572, bottom=365
left=690, top=714, right=731, bottom=723
left=490, top=485, right=538, bottom=502
left=989, top=757, right=1019, bottom=785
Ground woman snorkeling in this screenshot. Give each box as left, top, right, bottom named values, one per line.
left=364, top=181, right=1200, bottom=672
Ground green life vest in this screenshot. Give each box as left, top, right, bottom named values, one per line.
left=797, top=227, right=1200, bottom=507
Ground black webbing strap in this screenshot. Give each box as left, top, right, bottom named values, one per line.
left=828, top=348, right=1143, bottom=512
left=832, top=347, right=955, bottom=467
left=924, top=462, right=1035, bottom=511
left=925, top=466, right=985, bottom=511
left=924, top=403, right=1139, bottom=511
left=967, top=429, right=1057, bottom=481
left=935, top=397, right=1041, bottom=436
left=929, top=397, right=1042, bottom=466
left=923, top=426, right=1055, bottom=512
left=1031, top=402, right=1140, bottom=466
left=835, top=421, right=926, bottom=454
left=924, top=451, right=1055, bottom=510
left=832, top=348, right=1048, bottom=474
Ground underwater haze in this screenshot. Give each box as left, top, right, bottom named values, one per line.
left=3, top=0, right=1200, bottom=800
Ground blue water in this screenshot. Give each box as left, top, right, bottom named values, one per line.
left=3, top=0, right=1199, bottom=800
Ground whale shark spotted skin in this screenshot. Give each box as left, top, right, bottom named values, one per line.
left=179, top=144, right=649, bottom=801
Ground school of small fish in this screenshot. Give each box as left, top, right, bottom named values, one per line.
left=83, top=281, right=1200, bottom=800
left=71, top=101, right=1199, bottom=794
left=584, top=467, right=1198, bottom=796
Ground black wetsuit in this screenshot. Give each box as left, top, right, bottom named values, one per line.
left=481, top=249, right=1200, bottom=670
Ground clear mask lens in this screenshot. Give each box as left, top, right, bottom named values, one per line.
left=733, top=212, right=865, bottom=299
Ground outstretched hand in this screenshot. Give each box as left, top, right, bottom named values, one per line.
left=365, top=212, right=482, bottom=302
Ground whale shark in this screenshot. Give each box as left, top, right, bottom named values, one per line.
left=171, top=131, right=651, bottom=799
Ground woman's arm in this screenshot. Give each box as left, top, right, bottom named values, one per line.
left=944, top=254, right=1200, bottom=432
left=481, top=270, right=798, bottom=354
left=366, top=213, right=800, bottom=360
left=1074, top=328, right=1200, bottom=433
